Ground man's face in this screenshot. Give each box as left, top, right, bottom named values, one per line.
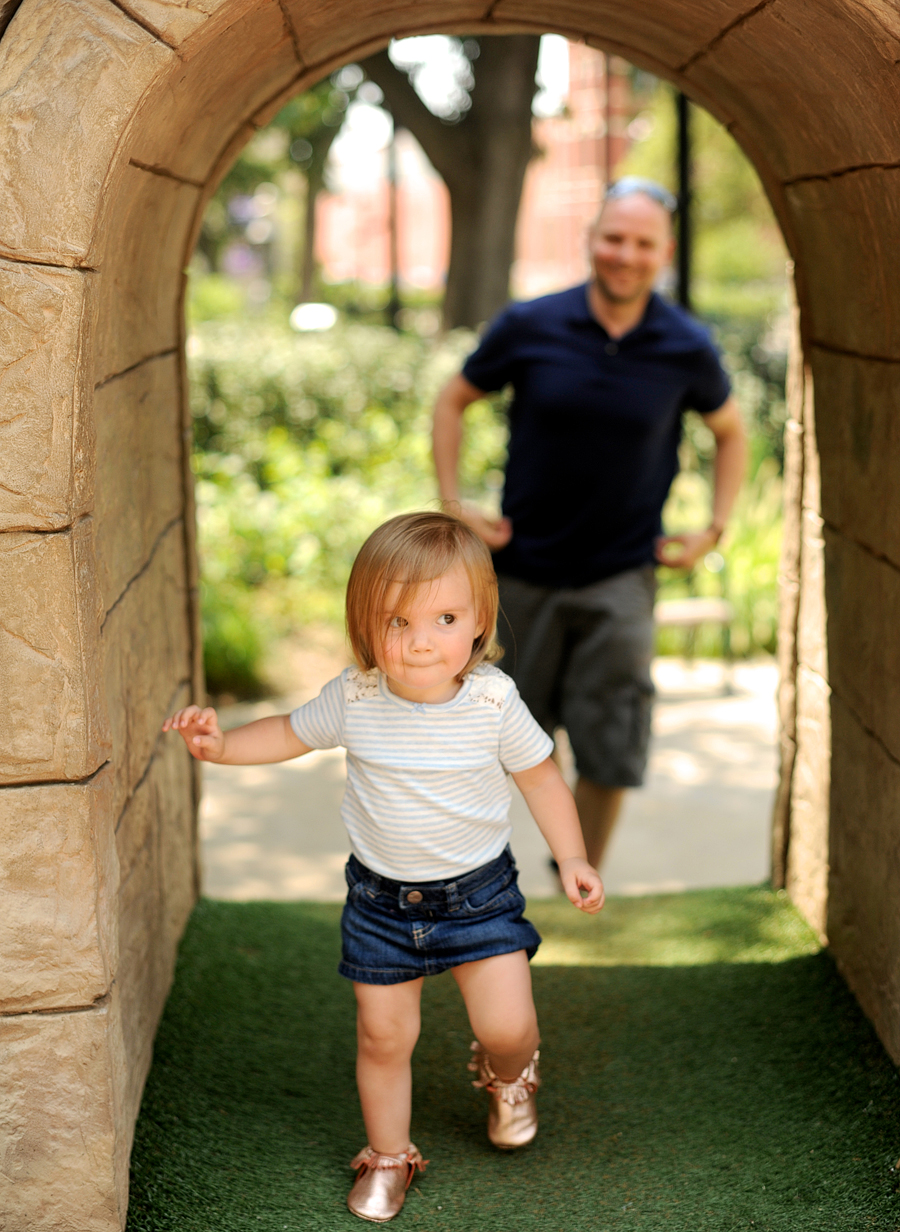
left=587, top=193, right=675, bottom=306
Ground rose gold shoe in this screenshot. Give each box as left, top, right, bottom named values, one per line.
left=468, top=1041, right=541, bottom=1149
left=347, top=1144, right=427, bottom=1222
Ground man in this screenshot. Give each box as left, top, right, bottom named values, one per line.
left=432, top=177, right=747, bottom=869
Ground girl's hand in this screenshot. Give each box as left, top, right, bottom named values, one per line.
left=558, top=857, right=605, bottom=914
left=162, top=705, right=226, bottom=762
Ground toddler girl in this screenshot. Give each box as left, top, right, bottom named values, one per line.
left=164, top=511, right=603, bottom=1223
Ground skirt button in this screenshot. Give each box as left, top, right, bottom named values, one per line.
left=406, top=890, right=423, bottom=903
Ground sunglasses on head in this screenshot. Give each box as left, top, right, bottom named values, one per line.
left=604, top=177, right=678, bottom=213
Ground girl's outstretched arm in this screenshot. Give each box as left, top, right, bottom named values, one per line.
left=163, top=705, right=311, bottom=765
left=511, top=757, right=605, bottom=913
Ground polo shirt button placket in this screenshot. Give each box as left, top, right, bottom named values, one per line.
left=604, top=341, right=618, bottom=356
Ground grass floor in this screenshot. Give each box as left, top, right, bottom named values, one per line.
left=126, top=889, right=900, bottom=1231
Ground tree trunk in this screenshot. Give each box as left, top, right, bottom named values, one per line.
left=298, top=127, right=341, bottom=303
left=361, top=36, right=540, bottom=329
left=299, top=170, right=322, bottom=302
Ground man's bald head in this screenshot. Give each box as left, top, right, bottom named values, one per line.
left=592, top=176, right=677, bottom=236
left=587, top=183, right=677, bottom=310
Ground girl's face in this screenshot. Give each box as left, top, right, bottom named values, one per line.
left=376, top=562, right=485, bottom=704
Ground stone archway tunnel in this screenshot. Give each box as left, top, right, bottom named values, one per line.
left=1, top=1, right=899, bottom=1227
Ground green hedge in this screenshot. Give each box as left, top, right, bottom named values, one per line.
left=189, top=317, right=783, bottom=696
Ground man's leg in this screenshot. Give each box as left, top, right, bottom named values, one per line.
left=496, top=574, right=563, bottom=733
left=560, top=566, right=657, bottom=869
left=574, top=779, right=626, bottom=868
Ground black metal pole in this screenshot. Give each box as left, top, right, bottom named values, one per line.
left=676, top=91, right=692, bottom=313
left=386, top=121, right=401, bottom=330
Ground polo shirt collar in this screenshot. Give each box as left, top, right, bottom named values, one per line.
left=568, top=284, right=667, bottom=343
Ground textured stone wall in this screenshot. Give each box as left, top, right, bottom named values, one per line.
left=816, top=344, right=900, bottom=1063
left=2, top=1, right=900, bottom=1228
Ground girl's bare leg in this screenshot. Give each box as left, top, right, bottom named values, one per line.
left=354, top=978, right=424, bottom=1154
left=452, top=950, right=539, bottom=1080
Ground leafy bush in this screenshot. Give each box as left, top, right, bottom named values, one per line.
left=190, top=320, right=506, bottom=694
left=656, top=456, right=782, bottom=658
left=190, top=317, right=783, bottom=697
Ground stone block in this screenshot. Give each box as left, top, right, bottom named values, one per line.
left=780, top=414, right=804, bottom=588
left=770, top=730, right=795, bottom=889
left=126, top=0, right=299, bottom=187
left=787, top=663, right=831, bottom=940
left=0, top=261, right=94, bottom=531
left=284, top=0, right=486, bottom=70
left=0, top=521, right=110, bottom=783
left=0, top=766, right=116, bottom=1014
left=0, top=991, right=128, bottom=1232
left=685, top=0, right=900, bottom=183
left=491, top=0, right=749, bottom=71
left=813, top=347, right=900, bottom=568
left=92, top=167, right=199, bottom=386
left=796, top=508, right=827, bottom=681
left=93, top=354, right=184, bottom=614
left=801, top=369, right=821, bottom=523
left=101, top=520, right=192, bottom=822
left=116, top=723, right=196, bottom=1119
left=828, top=695, right=900, bottom=1066
left=114, top=0, right=242, bottom=47
left=823, top=529, right=900, bottom=765
left=776, top=417, right=803, bottom=737
left=0, top=0, right=172, bottom=265
left=785, top=172, right=900, bottom=361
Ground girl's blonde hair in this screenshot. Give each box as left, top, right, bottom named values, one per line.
left=346, top=511, right=502, bottom=679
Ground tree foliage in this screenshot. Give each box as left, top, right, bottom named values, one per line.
left=197, top=72, right=360, bottom=299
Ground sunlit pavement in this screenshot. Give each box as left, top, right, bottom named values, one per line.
left=199, top=658, right=778, bottom=901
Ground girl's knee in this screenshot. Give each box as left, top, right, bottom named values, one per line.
left=479, top=1016, right=539, bottom=1057
left=357, top=1009, right=420, bottom=1062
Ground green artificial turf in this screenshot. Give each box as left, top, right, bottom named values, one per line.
left=126, top=889, right=900, bottom=1231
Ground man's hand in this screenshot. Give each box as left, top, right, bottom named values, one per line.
left=454, top=502, right=513, bottom=550
left=163, top=705, right=225, bottom=762
left=654, top=527, right=720, bottom=571
left=558, top=857, right=605, bottom=913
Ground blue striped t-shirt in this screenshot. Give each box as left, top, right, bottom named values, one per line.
left=289, top=663, right=553, bottom=881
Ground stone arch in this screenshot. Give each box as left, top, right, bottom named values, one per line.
left=2, top=2, right=899, bottom=1226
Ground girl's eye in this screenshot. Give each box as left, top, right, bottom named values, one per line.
left=389, top=616, right=408, bottom=629
left=436, top=613, right=456, bottom=626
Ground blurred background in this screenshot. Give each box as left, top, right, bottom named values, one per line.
left=185, top=34, right=788, bottom=700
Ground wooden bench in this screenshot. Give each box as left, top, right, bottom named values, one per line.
left=654, top=587, right=735, bottom=694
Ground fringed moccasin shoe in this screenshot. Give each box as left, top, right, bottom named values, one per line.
left=347, top=1144, right=427, bottom=1222
left=468, top=1040, right=541, bottom=1149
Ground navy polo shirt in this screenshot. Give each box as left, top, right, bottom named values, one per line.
left=461, top=285, right=731, bottom=588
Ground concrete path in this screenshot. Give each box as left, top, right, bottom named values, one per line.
left=198, top=658, right=778, bottom=901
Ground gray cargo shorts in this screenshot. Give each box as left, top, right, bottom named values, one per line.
left=496, top=566, right=656, bottom=788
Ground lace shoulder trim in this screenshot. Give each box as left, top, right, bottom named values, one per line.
left=466, top=664, right=513, bottom=711
left=343, top=666, right=379, bottom=704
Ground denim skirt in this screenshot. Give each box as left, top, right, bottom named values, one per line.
left=339, top=845, right=541, bottom=985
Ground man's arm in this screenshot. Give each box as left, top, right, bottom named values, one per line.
left=655, top=396, right=747, bottom=570
left=432, top=373, right=513, bottom=550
